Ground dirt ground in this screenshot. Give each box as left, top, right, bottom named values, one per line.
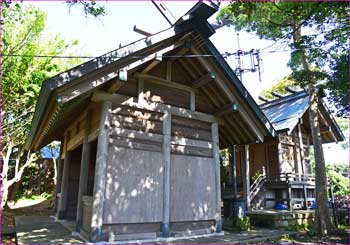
left=1, top=198, right=349, bottom=244
left=1, top=198, right=54, bottom=244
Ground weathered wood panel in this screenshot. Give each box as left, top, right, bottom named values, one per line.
left=115, top=78, right=138, bottom=97
left=170, top=220, right=215, bottom=232
left=110, top=112, right=163, bottom=134
left=103, top=147, right=163, bottom=224
left=171, top=145, right=213, bottom=158
left=82, top=196, right=93, bottom=233
left=143, top=80, right=190, bottom=109
left=170, top=155, right=216, bottom=222
left=171, top=125, right=211, bottom=141
left=102, top=223, right=161, bottom=240
left=109, top=137, right=162, bottom=152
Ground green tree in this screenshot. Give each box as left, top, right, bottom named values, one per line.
left=218, top=2, right=348, bottom=235
left=1, top=3, right=81, bottom=207
left=259, top=76, right=298, bottom=101
left=326, top=164, right=350, bottom=196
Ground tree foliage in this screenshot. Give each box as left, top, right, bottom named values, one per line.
left=218, top=1, right=348, bottom=235
left=259, top=76, right=298, bottom=101
left=218, top=1, right=349, bottom=116
left=326, top=164, right=350, bottom=196
left=1, top=3, right=82, bottom=206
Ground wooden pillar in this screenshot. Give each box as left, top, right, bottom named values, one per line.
left=303, top=185, right=308, bottom=210
left=137, top=78, right=144, bottom=104
left=57, top=145, right=71, bottom=219
left=54, top=158, right=64, bottom=212
left=212, top=123, right=222, bottom=232
left=231, top=145, right=237, bottom=200
left=76, top=111, right=92, bottom=231
left=242, top=145, right=250, bottom=211
left=190, top=91, right=195, bottom=111
left=287, top=185, right=292, bottom=211
left=298, top=124, right=306, bottom=174
left=90, top=101, right=112, bottom=242
left=161, top=111, right=171, bottom=237
left=277, top=141, right=283, bottom=174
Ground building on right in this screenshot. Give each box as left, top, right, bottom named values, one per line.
left=223, top=88, right=345, bottom=222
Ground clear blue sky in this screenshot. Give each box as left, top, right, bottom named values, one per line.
left=24, top=1, right=347, bottom=163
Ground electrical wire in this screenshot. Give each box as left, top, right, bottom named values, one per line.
left=0, top=46, right=332, bottom=60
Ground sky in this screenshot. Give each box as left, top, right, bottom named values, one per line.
left=24, top=0, right=292, bottom=98
left=23, top=1, right=347, bottom=164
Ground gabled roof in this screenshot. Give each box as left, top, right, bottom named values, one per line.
left=260, top=90, right=344, bottom=143
left=26, top=2, right=276, bottom=151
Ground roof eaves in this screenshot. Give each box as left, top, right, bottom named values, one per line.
left=199, top=37, right=276, bottom=139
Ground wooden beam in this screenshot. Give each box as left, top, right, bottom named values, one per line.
left=212, top=123, right=222, bottom=232
left=170, top=137, right=212, bottom=149
left=90, top=101, right=112, bottom=242
left=92, top=91, right=220, bottom=123
left=76, top=111, right=92, bottom=231
left=258, top=96, right=270, bottom=103
left=161, top=111, right=171, bottom=237
left=191, top=47, right=265, bottom=143
left=192, top=72, right=216, bottom=89
left=56, top=36, right=183, bottom=104
left=214, top=103, right=239, bottom=117
left=91, top=90, right=130, bottom=104
left=285, top=86, right=300, bottom=93
left=271, top=91, right=284, bottom=98
left=151, top=0, right=176, bottom=26
left=141, top=56, right=162, bottom=74
left=133, top=25, right=152, bottom=37
left=134, top=73, right=195, bottom=93
left=106, top=80, right=125, bottom=93
left=190, top=91, right=196, bottom=111
left=110, top=127, right=163, bottom=142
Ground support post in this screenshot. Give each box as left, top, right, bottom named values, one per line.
left=277, top=141, right=283, bottom=174
left=298, top=124, right=306, bottom=174
left=287, top=185, right=293, bottom=211
left=212, top=123, right=222, bottom=232
left=161, top=111, right=171, bottom=237
left=303, top=185, right=308, bottom=210
left=57, top=144, right=71, bottom=219
left=190, top=91, right=196, bottom=111
left=90, top=101, right=112, bottom=242
left=76, top=111, right=92, bottom=231
left=243, top=145, right=250, bottom=211
left=232, top=145, right=237, bottom=200
left=138, top=78, right=144, bottom=104
left=54, top=158, right=64, bottom=212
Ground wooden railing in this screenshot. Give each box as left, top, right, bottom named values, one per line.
left=249, top=172, right=328, bottom=202
left=249, top=171, right=266, bottom=201
left=265, top=173, right=316, bottom=184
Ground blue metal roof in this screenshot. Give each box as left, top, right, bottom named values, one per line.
left=260, top=91, right=309, bottom=133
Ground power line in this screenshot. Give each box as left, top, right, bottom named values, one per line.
left=1, top=46, right=329, bottom=60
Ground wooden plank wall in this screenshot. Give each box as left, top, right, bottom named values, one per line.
left=64, top=103, right=101, bottom=152
left=104, top=105, right=217, bottom=225
left=103, top=106, right=164, bottom=224
left=170, top=155, right=216, bottom=222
